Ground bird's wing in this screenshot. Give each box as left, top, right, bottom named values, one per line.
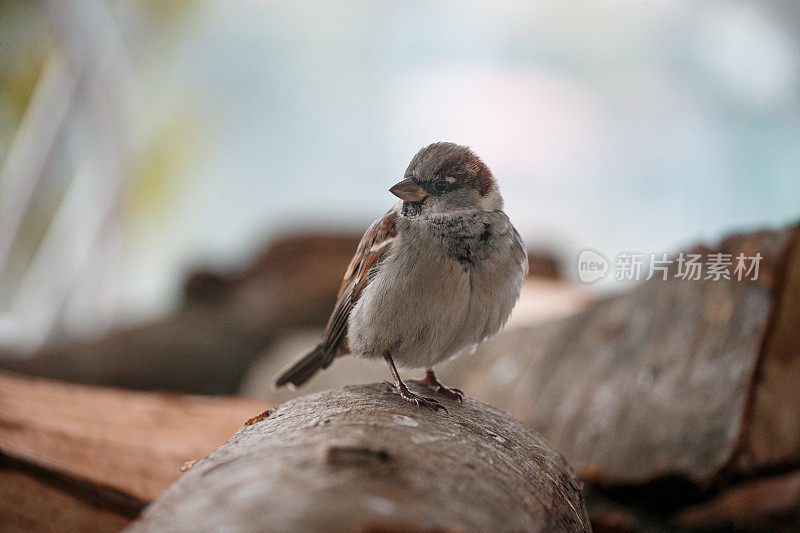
left=322, top=208, right=399, bottom=358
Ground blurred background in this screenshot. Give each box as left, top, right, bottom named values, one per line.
left=1, top=0, right=799, bottom=353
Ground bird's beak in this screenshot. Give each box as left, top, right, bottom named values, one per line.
left=389, top=178, right=429, bottom=202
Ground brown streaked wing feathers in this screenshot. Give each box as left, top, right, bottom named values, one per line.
left=321, top=209, right=398, bottom=361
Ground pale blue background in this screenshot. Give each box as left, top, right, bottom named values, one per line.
left=78, top=1, right=800, bottom=317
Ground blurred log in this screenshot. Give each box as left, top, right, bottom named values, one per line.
left=0, top=453, right=141, bottom=533
left=0, top=234, right=360, bottom=393
left=0, top=371, right=270, bottom=531
left=674, top=469, right=800, bottom=531
left=439, top=222, right=800, bottom=526
left=734, top=225, right=800, bottom=476
left=526, top=249, right=562, bottom=280
left=129, top=384, right=591, bottom=533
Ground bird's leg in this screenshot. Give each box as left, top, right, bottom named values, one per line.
left=408, top=369, right=463, bottom=403
left=381, top=353, right=446, bottom=413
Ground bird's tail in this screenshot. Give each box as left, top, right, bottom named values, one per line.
left=274, top=344, right=330, bottom=388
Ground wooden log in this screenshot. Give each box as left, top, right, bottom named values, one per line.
left=733, top=225, right=800, bottom=475
left=673, top=469, right=800, bottom=530
left=0, top=465, right=133, bottom=533
left=129, top=384, right=591, bottom=533
left=440, top=223, right=800, bottom=492
left=0, top=370, right=270, bottom=532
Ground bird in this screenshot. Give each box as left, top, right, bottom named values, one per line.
left=275, top=142, right=528, bottom=411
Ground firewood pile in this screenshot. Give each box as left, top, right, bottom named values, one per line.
left=440, top=223, right=800, bottom=530
left=2, top=222, right=799, bottom=531
left=0, top=372, right=269, bottom=531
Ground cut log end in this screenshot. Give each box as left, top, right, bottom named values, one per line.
left=129, top=383, right=591, bottom=533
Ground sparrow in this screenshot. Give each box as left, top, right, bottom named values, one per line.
left=275, top=142, right=528, bottom=411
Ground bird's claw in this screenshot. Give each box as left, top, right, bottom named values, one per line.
left=383, top=381, right=447, bottom=413
left=433, top=385, right=463, bottom=403
left=408, top=373, right=464, bottom=403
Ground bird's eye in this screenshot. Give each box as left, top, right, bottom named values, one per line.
left=432, top=180, right=449, bottom=193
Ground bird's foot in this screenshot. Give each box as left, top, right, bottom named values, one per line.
left=381, top=380, right=447, bottom=413
left=407, top=370, right=463, bottom=403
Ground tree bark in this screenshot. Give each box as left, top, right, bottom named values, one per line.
left=129, top=383, right=591, bottom=533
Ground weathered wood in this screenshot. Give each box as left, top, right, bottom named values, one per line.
left=0, top=372, right=270, bottom=503
left=733, top=227, right=800, bottom=475
left=440, top=223, right=800, bottom=492
left=129, top=384, right=591, bottom=533
left=0, top=467, right=133, bottom=533
left=674, top=469, right=800, bottom=530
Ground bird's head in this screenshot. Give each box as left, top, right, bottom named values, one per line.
left=390, top=142, right=502, bottom=215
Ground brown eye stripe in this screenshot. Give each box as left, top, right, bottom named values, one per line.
left=434, top=153, right=493, bottom=196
